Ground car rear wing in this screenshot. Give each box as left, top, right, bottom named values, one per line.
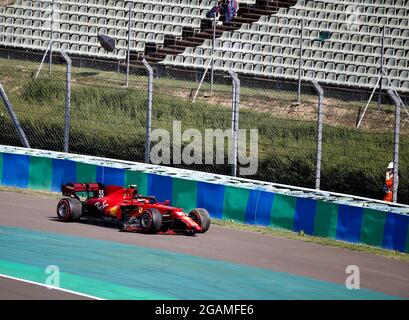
left=61, top=182, right=105, bottom=200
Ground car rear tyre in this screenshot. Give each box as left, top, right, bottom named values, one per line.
left=120, top=213, right=131, bottom=230
left=188, top=208, right=210, bottom=233
left=140, top=209, right=162, bottom=233
left=57, top=198, right=82, bottom=222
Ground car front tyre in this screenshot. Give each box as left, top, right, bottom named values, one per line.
left=188, top=208, right=211, bottom=233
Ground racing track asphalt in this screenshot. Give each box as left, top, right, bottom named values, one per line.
left=0, top=276, right=92, bottom=300
left=0, top=191, right=408, bottom=299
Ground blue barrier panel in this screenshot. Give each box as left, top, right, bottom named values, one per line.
left=51, top=159, right=77, bottom=192
left=2, top=153, right=30, bottom=188
left=382, top=213, right=409, bottom=252
left=248, top=190, right=275, bottom=226
left=336, top=204, right=364, bottom=243
left=96, top=166, right=125, bottom=187
left=196, top=182, right=224, bottom=219
left=406, top=230, right=409, bottom=253
left=148, top=174, right=172, bottom=203
left=293, top=197, right=317, bottom=235
left=244, top=189, right=259, bottom=224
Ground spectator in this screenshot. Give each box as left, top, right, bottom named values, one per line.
left=206, top=0, right=224, bottom=25
left=383, top=162, right=395, bottom=202
left=206, top=3, right=220, bottom=19
left=232, top=0, right=239, bottom=18
left=221, top=0, right=232, bottom=23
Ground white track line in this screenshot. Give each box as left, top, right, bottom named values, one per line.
left=0, top=274, right=104, bottom=300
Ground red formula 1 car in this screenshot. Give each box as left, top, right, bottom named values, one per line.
left=56, top=183, right=210, bottom=235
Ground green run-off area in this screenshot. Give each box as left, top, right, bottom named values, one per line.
left=0, top=226, right=400, bottom=300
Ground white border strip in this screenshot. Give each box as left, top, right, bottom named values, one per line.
left=0, top=274, right=104, bottom=300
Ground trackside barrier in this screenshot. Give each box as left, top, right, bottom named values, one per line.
left=0, top=145, right=408, bottom=253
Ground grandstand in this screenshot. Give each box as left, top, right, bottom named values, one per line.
left=0, top=0, right=408, bottom=92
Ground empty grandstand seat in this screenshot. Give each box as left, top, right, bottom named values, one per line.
left=0, top=0, right=407, bottom=92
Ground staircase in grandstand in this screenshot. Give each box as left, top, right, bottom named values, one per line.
left=144, top=0, right=298, bottom=63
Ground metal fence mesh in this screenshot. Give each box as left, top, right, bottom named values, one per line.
left=320, top=86, right=407, bottom=200
left=152, top=67, right=233, bottom=174
left=0, top=49, right=408, bottom=203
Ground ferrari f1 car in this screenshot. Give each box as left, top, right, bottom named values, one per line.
left=57, top=183, right=210, bottom=235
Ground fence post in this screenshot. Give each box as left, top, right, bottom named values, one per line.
left=61, top=51, right=71, bottom=153
left=228, top=70, right=240, bottom=177
left=387, top=89, right=400, bottom=203
left=297, top=18, right=304, bottom=103
left=49, top=0, right=55, bottom=75
left=142, top=58, right=153, bottom=163
left=311, top=80, right=324, bottom=190
left=210, top=8, right=217, bottom=93
left=377, top=26, right=385, bottom=108
left=192, top=58, right=213, bottom=104
left=125, top=2, right=133, bottom=88
left=0, top=83, right=30, bottom=148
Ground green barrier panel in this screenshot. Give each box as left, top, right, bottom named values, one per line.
left=28, top=156, right=52, bottom=190
left=314, top=201, right=339, bottom=239
left=76, top=162, right=97, bottom=183
left=0, top=260, right=172, bottom=300
left=0, top=153, right=2, bottom=184
left=124, top=170, right=148, bottom=195
left=270, top=194, right=297, bottom=230
left=360, top=209, right=386, bottom=247
left=172, top=177, right=197, bottom=213
left=1, top=226, right=401, bottom=300
left=222, top=186, right=250, bottom=222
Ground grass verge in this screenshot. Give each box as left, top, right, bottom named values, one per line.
left=0, top=186, right=407, bottom=262
left=1, top=58, right=408, bottom=202
left=212, top=219, right=409, bottom=262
